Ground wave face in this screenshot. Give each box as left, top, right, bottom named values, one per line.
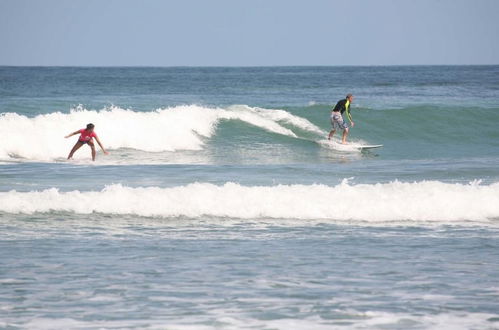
left=3, top=102, right=499, bottom=163
left=0, top=105, right=324, bottom=161
left=304, top=104, right=499, bottom=143
left=2, top=181, right=499, bottom=222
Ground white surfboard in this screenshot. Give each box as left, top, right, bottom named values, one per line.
left=317, top=139, right=383, bottom=151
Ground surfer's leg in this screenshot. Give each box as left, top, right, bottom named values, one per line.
left=342, top=128, right=349, bottom=144
left=88, top=141, right=96, bottom=161
left=67, top=141, right=84, bottom=159
left=329, top=114, right=340, bottom=140
left=338, top=117, right=350, bottom=144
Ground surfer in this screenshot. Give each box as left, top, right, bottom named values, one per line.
left=65, top=123, right=109, bottom=161
left=328, top=93, right=355, bottom=144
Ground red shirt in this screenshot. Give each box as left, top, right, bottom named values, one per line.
left=78, top=129, right=97, bottom=142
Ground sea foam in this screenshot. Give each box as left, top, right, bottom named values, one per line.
left=1, top=180, right=498, bottom=222
left=0, top=105, right=325, bottom=161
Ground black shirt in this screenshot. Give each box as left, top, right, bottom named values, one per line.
left=332, top=98, right=349, bottom=114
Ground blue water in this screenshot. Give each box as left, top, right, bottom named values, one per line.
left=1, top=66, right=499, bottom=329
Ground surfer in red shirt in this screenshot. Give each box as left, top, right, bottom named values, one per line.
left=65, top=123, right=109, bottom=161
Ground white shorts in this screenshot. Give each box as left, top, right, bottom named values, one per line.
left=330, top=112, right=349, bottom=130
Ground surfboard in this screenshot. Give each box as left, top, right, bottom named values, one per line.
left=317, top=139, right=383, bottom=151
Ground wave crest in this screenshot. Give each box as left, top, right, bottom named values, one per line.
left=0, top=105, right=325, bottom=161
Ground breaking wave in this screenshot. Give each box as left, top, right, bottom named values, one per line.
left=0, top=105, right=325, bottom=161
left=2, top=180, right=499, bottom=222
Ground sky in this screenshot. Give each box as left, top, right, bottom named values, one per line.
left=0, top=0, right=498, bottom=66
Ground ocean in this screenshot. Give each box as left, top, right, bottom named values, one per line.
left=1, top=66, right=499, bottom=329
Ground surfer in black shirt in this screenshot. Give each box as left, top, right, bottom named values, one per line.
left=328, top=94, right=355, bottom=143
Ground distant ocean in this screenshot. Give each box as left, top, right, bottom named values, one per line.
left=1, top=66, right=499, bottom=329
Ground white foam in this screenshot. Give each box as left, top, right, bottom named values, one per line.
left=1, top=180, right=499, bottom=223
left=0, top=105, right=325, bottom=161
left=230, top=105, right=325, bottom=135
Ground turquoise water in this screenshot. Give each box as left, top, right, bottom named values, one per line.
left=1, top=66, right=499, bottom=329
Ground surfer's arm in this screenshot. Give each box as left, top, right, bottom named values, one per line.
left=94, top=136, right=109, bottom=154
left=65, top=130, right=80, bottom=138
left=346, top=108, right=355, bottom=127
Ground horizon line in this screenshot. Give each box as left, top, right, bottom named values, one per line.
left=1, top=63, right=499, bottom=68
